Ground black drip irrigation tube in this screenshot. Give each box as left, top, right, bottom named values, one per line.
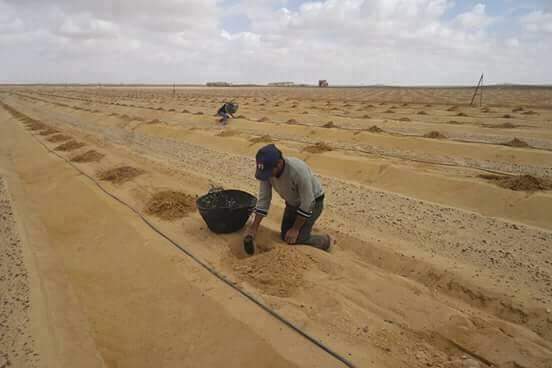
left=12, top=113, right=358, bottom=368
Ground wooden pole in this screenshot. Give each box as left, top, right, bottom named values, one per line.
left=470, top=73, right=484, bottom=106
left=479, top=74, right=484, bottom=107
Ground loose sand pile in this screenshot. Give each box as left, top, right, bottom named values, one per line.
left=481, top=107, right=492, bottom=113
left=98, top=166, right=144, bottom=184
left=503, top=138, right=530, bottom=148
left=417, top=111, right=427, bottom=115
left=399, top=117, right=411, bottom=122
left=456, top=112, right=468, bottom=117
left=447, top=106, right=458, bottom=111
left=424, top=131, right=447, bottom=139
left=47, top=134, right=72, bottom=143
left=232, top=246, right=314, bottom=297
left=303, top=142, right=333, bottom=153
left=522, top=110, right=537, bottom=115
left=249, top=135, right=273, bottom=144
left=479, top=174, right=552, bottom=192
left=257, top=117, right=270, bottom=122
left=145, top=190, right=195, bottom=220
left=287, top=119, right=299, bottom=124
left=502, top=114, right=513, bottom=119
left=54, top=140, right=85, bottom=151
left=512, top=107, right=524, bottom=112
left=70, top=150, right=105, bottom=163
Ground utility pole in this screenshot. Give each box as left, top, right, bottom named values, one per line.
left=470, top=73, right=484, bottom=107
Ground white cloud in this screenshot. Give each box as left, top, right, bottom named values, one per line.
left=0, top=0, right=550, bottom=84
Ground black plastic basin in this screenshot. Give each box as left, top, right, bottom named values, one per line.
left=196, top=190, right=257, bottom=234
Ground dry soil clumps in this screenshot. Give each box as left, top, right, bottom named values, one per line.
left=479, top=174, right=552, bottom=192
left=145, top=191, right=195, bottom=220
left=54, top=140, right=85, bottom=151
left=232, top=246, right=314, bottom=297
left=98, top=166, right=144, bottom=184
left=71, top=150, right=105, bottom=163
left=303, top=142, right=333, bottom=154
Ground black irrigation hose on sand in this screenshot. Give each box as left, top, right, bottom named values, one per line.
left=15, top=116, right=358, bottom=368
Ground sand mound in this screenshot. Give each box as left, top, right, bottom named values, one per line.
left=39, top=128, right=59, bottom=136
left=287, top=119, right=299, bottom=124
left=484, top=122, right=517, bottom=129
left=98, top=166, right=144, bottom=184
left=236, top=115, right=247, bottom=119
left=367, top=125, right=384, bottom=133
left=47, top=134, right=72, bottom=143
left=303, top=142, right=333, bottom=153
left=146, top=119, right=164, bottom=125
left=503, top=138, right=530, bottom=148
left=27, top=121, right=47, bottom=130
left=322, top=121, right=337, bottom=128
left=447, top=120, right=462, bottom=125
left=424, top=131, right=447, bottom=139
left=257, top=117, right=270, bottom=122
left=145, top=191, right=195, bottom=220
left=399, top=117, right=411, bottom=122
left=217, top=130, right=238, bottom=137
left=362, top=114, right=371, bottom=119
left=512, top=107, right=524, bottom=112
left=232, top=246, right=314, bottom=297
left=71, top=150, right=105, bottom=163
left=193, top=111, right=204, bottom=115
left=481, top=107, right=492, bottom=113
left=417, top=111, right=427, bottom=115
left=447, top=106, right=458, bottom=111
left=181, top=109, right=190, bottom=113
left=249, top=135, right=273, bottom=144
left=384, top=109, right=395, bottom=113
left=522, top=110, right=537, bottom=115
left=54, top=140, right=85, bottom=151
left=502, top=114, right=513, bottom=119
left=479, top=174, right=552, bottom=192
left=456, top=112, right=468, bottom=117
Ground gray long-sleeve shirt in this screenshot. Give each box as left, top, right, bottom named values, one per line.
left=255, top=157, right=324, bottom=219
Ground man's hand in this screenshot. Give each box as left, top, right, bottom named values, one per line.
left=285, top=227, right=300, bottom=244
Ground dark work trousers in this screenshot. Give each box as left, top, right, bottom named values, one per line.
left=280, top=197, right=329, bottom=250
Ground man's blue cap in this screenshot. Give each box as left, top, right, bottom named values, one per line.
left=255, top=144, right=280, bottom=181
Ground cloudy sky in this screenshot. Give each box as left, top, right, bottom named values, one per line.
left=1, top=0, right=551, bottom=85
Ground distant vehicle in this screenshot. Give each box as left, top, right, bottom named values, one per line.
left=318, top=80, right=329, bottom=87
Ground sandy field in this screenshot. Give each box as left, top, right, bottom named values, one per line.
left=0, top=85, right=551, bottom=368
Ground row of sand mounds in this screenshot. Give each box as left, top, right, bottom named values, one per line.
left=232, top=246, right=314, bottom=297
left=70, top=150, right=105, bottom=163
left=54, top=140, right=85, bottom=151
left=303, top=142, right=333, bottom=153
left=47, top=134, right=72, bottom=143
left=145, top=190, right=196, bottom=220
left=249, top=135, right=273, bottom=145
left=502, top=138, right=530, bottom=148
left=424, top=131, right=447, bottom=139
left=479, top=174, right=552, bottom=192
left=98, top=166, right=144, bottom=184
